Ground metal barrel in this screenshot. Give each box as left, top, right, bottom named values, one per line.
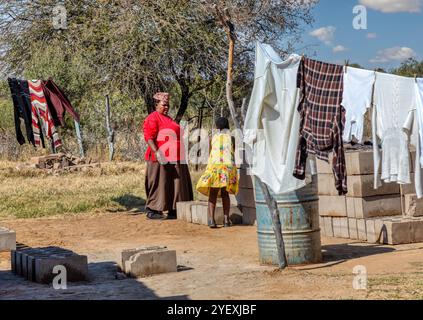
left=254, top=175, right=322, bottom=265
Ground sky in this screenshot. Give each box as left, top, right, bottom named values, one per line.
left=299, top=0, right=423, bottom=69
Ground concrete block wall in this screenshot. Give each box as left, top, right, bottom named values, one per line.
left=317, top=149, right=423, bottom=245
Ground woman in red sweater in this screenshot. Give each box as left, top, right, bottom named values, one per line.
left=143, top=92, right=193, bottom=219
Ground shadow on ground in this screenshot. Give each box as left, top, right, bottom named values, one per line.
left=0, top=259, right=189, bottom=300
left=111, top=194, right=146, bottom=213
left=322, top=243, right=396, bottom=262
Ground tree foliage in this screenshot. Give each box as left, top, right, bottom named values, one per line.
left=0, top=0, right=317, bottom=158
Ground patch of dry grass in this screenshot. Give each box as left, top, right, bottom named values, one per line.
left=0, top=161, right=203, bottom=219
left=0, top=161, right=147, bottom=218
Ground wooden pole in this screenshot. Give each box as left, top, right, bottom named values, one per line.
left=218, top=8, right=287, bottom=269
left=105, top=94, right=115, bottom=161
left=74, top=120, right=85, bottom=158
left=257, top=179, right=288, bottom=269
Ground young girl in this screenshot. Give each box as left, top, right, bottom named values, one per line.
left=196, top=117, right=239, bottom=228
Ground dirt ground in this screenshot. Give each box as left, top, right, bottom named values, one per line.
left=1, top=212, right=423, bottom=300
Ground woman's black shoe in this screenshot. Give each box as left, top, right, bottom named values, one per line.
left=146, top=208, right=165, bottom=220
left=166, top=209, right=177, bottom=220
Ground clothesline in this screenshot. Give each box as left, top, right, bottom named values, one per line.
left=244, top=42, right=423, bottom=202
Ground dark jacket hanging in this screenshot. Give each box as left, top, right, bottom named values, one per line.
left=41, top=78, right=80, bottom=126
left=7, top=78, right=35, bottom=146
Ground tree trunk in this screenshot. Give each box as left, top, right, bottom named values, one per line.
left=175, top=85, right=190, bottom=123
left=105, top=94, right=115, bottom=161
left=225, top=30, right=241, bottom=130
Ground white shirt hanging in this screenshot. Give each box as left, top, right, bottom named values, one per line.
left=341, top=66, right=375, bottom=143
left=415, top=79, right=423, bottom=167
left=243, top=42, right=310, bottom=194
left=372, top=72, right=416, bottom=188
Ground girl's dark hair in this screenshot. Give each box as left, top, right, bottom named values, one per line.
left=215, top=117, right=230, bottom=130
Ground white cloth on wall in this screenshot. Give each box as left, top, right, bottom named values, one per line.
left=372, top=72, right=416, bottom=188
left=243, top=42, right=308, bottom=194
left=341, top=67, right=375, bottom=143
left=415, top=79, right=423, bottom=167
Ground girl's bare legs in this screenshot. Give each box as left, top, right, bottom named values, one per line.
left=221, top=187, right=230, bottom=226
left=208, top=188, right=219, bottom=227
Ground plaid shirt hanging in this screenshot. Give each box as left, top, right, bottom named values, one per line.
left=293, top=57, right=347, bottom=195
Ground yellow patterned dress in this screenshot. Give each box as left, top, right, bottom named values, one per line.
left=196, top=132, right=239, bottom=197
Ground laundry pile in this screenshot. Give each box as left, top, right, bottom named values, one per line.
left=7, top=78, right=80, bottom=150
left=244, top=42, right=423, bottom=200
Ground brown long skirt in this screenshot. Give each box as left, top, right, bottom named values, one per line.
left=145, top=161, right=194, bottom=212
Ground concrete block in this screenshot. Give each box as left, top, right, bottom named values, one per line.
left=124, top=247, right=177, bottom=278
left=379, top=219, right=412, bottom=245
left=34, top=254, right=88, bottom=284
left=176, top=201, right=193, bottom=223
left=366, top=219, right=380, bottom=243
left=319, top=216, right=325, bottom=236
left=191, top=202, right=242, bottom=226
left=348, top=218, right=358, bottom=240
left=322, top=217, right=334, bottom=237
left=316, top=157, right=332, bottom=175
left=15, top=250, right=24, bottom=276
left=191, top=203, right=210, bottom=225
left=318, top=174, right=400, bottom=197
left=117, top=246, right=164, bottom=273
left=345, top=150, right=375, bottom=175
left=411, top=219, right=423, bottom=243
left=11, top=250, right=16, bottom=273
left=346, top=198, right=356, bottom=218
left=319, top=195, right=347, bottom=217
left=402, top=182, right=415, bottom=195
left=348, top=195, right=401, bottom=219
left=0, top=228, right=16, bottom=252
left=332, top=217, right=349, bottom=238
left=316, top=150, right=375, bottom=175
left=357, top=219, right=367, bottom=241
left=404, top=194, right=423, bottom=217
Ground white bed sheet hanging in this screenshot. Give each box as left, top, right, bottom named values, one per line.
left=243, top=42, right=311, bottom=194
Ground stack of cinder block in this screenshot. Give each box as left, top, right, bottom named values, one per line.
left=116, top=246, right=177, bottom=278
left=318, top=149, right=423, bottom=245
left=177, top=194, right=243, bottom=226
left=0, top=227, right=16, bottom=252
left=11, top=245, right=88, bottom=283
